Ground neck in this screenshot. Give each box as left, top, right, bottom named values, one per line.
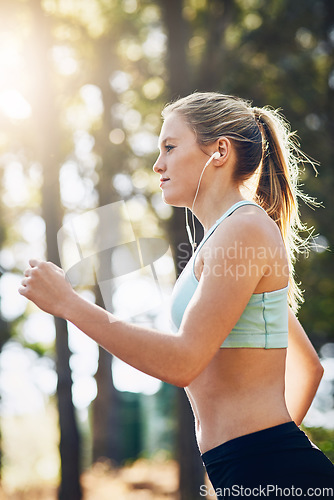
left=191, top=181, right=245, bottom=231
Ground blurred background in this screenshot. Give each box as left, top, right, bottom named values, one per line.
left=0, top=0, right=333, bottom=499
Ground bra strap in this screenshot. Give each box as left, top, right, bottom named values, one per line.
left=192, top=200, right=266, bottom=270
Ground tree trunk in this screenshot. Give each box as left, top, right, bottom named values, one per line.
left=177, top=389, right=206, bottom=500
left=91, top=34, right=123, bottom=465
left=29, top=1, right=82, bottom=498
left=92, top=347, right=122, bottom=464
left=54, top=318, right=82, bottom=500
left=196, top=0, right=238, bottom=90
left=160, top=2, right=206, bottom=498
left=324, top=0, right=334, bottom=149
left=160, top=0, right=191, bottom=99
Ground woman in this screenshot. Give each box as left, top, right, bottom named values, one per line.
left=19, top=92, right=334, bottom=492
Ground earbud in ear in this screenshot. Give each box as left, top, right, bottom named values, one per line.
left=212, top=152, right=220, bottom=160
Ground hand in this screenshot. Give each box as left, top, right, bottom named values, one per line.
left=18, top=259, right=75, bottom=318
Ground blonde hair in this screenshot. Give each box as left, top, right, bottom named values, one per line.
left=162, top=92, right=318, bottom=312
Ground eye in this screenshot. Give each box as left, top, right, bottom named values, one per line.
left=165, top=144, right=175, bottom=153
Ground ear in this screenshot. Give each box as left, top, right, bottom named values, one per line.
left=216, top=137, right=232, bottom=164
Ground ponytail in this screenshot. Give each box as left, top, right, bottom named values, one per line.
left=253, top=107, right=318, bottom=312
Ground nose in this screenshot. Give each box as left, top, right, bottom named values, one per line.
left=152, top=153, right=165, bottom=174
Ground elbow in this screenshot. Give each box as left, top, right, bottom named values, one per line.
left=314, top=360, right=324, bottom=384
left=173, top=378, right=191, bottom=389
left=307, top=357, right=324, bottom=391
left=162, top=374, right=192, bottom=388
left=168, top=368, right=199, bottom=388
left=167, top=356, right=203, bottom=388
left=165, top=337, right=209, bottom=388
left=177, top=372, right=198, bottom=388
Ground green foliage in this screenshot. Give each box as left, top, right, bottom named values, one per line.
left=303, top=426, right=334, bottom=464
left=1, top=0, right=332, bottom=347
left=0, top=2, right=333, bottom=490
left=21, top=341, right=53, bottom=358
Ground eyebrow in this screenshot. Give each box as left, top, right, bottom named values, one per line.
left=159, top=136, right=178, bottom=147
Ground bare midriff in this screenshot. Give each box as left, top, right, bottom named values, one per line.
left=185, top=346, right=292, bottom=454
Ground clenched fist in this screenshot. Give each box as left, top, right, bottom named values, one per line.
left=19, top=259, right=75, bottom=318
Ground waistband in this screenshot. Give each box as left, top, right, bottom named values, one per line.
left=201, top=421, right=311, bottom=467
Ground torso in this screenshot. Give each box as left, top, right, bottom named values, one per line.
left=180, top=203, right=292, bottom=453
left=186, top=348, right=291, bottom=453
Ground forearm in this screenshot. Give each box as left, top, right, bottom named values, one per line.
left=18, top=260, right=210, bottom=387
left=284, top=308, right=324, bottom=426
left=66, top=292, right=192, bottom=387
left=285, top=359, right=324, bottom=426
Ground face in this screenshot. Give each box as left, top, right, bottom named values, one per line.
left=153, top=112, right=212, bottom=207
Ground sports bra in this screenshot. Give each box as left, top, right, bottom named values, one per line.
left=170, top=200, right=289, bottom=348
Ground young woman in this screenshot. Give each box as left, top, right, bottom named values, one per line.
left=19, top=92, right=334, bottom=491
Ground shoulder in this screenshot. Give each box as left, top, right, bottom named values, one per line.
left=207, top=204, right=277, bottom=254
left=197, top=204, right=287, bottom=284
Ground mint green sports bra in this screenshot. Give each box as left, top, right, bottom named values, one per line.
left=170, top=201, right=289, bottom=349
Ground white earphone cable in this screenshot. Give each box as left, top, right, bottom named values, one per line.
left=186, top=152, right=220, bottom=254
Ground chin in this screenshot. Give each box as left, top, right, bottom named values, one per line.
left=162, top=191, right=186, bottom=208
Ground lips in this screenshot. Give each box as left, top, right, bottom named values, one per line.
left=159, top=178, right=170, bottom=188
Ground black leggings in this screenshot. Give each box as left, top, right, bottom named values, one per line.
left=201, top=422, right=334, bottom=495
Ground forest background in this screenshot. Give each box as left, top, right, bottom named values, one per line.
left=0, top=0, right=333, bottom=499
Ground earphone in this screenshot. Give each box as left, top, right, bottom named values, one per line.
left=186, top=151, right=221, bottom=253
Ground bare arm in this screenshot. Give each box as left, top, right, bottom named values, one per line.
left=285, top=308, right=324, bottom=425
left=19, top=260, right=198, bottom=387
left=18, top=217, right=266, bottom=388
